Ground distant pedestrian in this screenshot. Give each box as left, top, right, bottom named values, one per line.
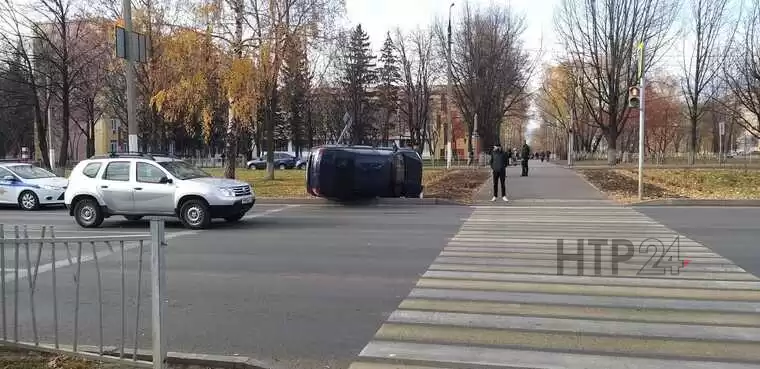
left=521, top=142, right=531, bottom=177
left=489, top=144, right=509, bottom=202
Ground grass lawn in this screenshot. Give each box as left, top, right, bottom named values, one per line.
left=578, top=168, right=760, bottom=203
left=204, top=167, right=449, bottom=198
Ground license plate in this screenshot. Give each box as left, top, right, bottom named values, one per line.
left=242, top=197, right=253, bottom=204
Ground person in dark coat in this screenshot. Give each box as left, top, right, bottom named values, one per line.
left=520, top=142, right=531, bottom=177
left=489, top=144, right=510, bottom=202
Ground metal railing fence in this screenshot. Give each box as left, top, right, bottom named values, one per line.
left=0, top=219, right=167, bottom=369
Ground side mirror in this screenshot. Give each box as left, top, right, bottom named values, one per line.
left=159, top=177, right=173, bottom=184
left=3, top=175, right=15, bottom=181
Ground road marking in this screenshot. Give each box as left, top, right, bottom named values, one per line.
left=350, top=204, right=760, bottom=367
left=3, top=205, right=295, bottom=281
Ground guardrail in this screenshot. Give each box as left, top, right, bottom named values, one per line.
left=0, top=219, right=167, bottom=369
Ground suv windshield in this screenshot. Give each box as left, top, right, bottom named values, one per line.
left=158, top=160, right=210, bottom=180
left=8, top=165, right=56, bottom=179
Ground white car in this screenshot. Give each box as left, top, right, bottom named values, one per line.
left=0, top=162, right=68, bottom=210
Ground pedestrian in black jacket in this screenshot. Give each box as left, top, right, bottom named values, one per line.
left=489, top=144, right=510, bottom=202
left=521, top=142, right=531, bottom=176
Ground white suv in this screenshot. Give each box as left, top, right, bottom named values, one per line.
left=64, top=153, right=255, bottom=229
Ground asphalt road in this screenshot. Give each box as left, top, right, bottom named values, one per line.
left=0, top=203, right=472, bottom=369
left=635, top=206, right=760, bottom=277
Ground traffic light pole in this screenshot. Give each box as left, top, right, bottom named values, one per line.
left=637, top=42, right=646, bottom=201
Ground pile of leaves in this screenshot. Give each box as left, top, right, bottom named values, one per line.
left=423, top=169, right=491, bottom=204
left=577, top=169, right=682, bottom=203
left=620, top=168, right=760, bottom=200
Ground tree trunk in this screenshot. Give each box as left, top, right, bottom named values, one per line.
left=606, top=123, right=618, bottom=166
left=689, top=118, right=698, bottom=165
left=265, top=90, right=277, bottom=180
left=58, top=86, right=70, bottom=168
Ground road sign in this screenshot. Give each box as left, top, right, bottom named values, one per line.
left=719, top=121, right=726, bottom=136
left=115, top=26, right=149, bottom=63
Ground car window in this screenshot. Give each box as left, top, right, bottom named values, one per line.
left=158, top=160, right=210, bottom=180
left=103, top=162, right=131, bottom=181
left=137, top=162, right=166, bottom=183
left=7, top=164, right=56, bottom=179
left=82, top=162, right=102, bottom=178
left=275, top=153, right=284, bottom=159
left=0, top=167, right=15, bottom=179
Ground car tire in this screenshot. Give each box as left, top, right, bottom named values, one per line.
left=224, top=212, right=245, bottom=222
left=248, top=164, right=256, bottom=170
left=74, top=198, right=104, bottom=228
left=279, top=164, right=286, bottom=170
left=18, top=191, right=40, bottom=211
left=124, top=215, right=143, bottom=221
left=179, top=199, right=211, bottom=230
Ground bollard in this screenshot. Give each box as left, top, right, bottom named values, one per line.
left=150, top=218, right=167, bottom=369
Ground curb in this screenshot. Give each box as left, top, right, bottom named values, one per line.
left=255, top=197, right=464, bottom=206
left=631, top=199, right=760, bottom=207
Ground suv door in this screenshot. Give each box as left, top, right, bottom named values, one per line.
left=133, top=161, right=175, bottom=215
left=98, top=161, right=135, bottom=213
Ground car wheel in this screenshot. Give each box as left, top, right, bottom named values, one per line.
left=18, top=191, right=40, bottom=211
left=179, top=199, right=211, bottom=230
left=298, top=164, right=305, bottom=170
left=124, top=215, right=143, bottom=221
left=74, top=198, right=104, bottom=228
left=248, top=164, right=256, bottom=170
left=279, top=164, right=286, bottom=170
left=224, top=212, right=245, bottom=222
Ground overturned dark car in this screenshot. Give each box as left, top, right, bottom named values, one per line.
left=305, top=145, right=424, bottom=200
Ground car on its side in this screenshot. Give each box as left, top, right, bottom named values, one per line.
left=0, top=162, right=68, bottom=210
left=64, top=153, right=255, bottom=229
left=246, top=152, right=297, bottom=170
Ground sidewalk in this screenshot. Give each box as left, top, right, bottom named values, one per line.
left=475, top=160, right=607, bottom=203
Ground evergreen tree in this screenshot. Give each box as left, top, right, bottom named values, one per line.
left=377, top=32, right=400, bottom=146
left=341, top=24, right=376, bottom=145
left=282, top=37, right=310, bottom=155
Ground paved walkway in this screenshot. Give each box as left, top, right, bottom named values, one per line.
left=349, top=204, right=760, bottom=368
left=475, top=160, right=608, bottom=203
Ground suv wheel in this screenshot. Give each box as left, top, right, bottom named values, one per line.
left=18, top=191, right=40, bottom=211
left=248, top=164, right=257, bottom=170
left=180, top=199, right=211, bottom=229
left=279, top=163, right=286, bottom=170
left=75, top=198, right=104, bottom=228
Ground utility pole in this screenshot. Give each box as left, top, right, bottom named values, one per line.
left=637, top=42, right=646, bottom=201
left=46, top=74, right=55, bottom=170
left=123, top=0, right=138, bottom=152
left=445, top=2, right=454, bottom=169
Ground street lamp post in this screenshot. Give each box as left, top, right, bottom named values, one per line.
left=123, top=0, right=138, bottom=152
left=445, top=2, right=454, bottom=169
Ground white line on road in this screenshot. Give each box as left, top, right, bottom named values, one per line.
left=4, top=205, right=297, bottom=282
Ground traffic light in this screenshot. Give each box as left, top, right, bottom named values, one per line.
left=628, top=86, right=641, bottom=108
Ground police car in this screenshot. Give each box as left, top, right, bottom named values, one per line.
left=0, top=162, right=68, bottom=210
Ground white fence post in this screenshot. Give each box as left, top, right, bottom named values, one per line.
left=150, top=218, right=167, bottom=369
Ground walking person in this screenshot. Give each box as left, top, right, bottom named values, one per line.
left=489, top=144, right=510, bottom=202
left=520, top=142, right=531, bottom=177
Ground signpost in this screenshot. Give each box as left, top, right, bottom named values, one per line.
left=719, top=121, right=725, bottom=164
left=636, top=42, right=646, bottom=201
left=115, top=9, right=150, bottom=153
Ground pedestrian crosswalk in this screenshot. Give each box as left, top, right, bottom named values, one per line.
left=349, top=203, right=760, bottom=369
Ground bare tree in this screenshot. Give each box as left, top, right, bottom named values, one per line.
left=724, top=1, right=760, bottom=138
left=681, top=0, right=734, bottom=164
left=555, top=0, right=679, bottom=165
left=435, top=2, right=533, bottom=155
left=394, top=27, right=436, bottom=155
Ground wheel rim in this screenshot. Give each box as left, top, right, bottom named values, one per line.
left=21, top=193, right=36, bottom=209
left=279, top=164, right=285, bottom=169
left=80, top=205, right=95, bottom=224
left=185, top=205, right=204, bottom=226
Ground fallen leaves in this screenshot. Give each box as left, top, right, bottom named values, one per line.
left=578, top=168, right=760, bottom=203
left=423, top=169, right=491, bottom=204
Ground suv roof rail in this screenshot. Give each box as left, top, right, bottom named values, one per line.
left=88, top=152, right=182, bottom=160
